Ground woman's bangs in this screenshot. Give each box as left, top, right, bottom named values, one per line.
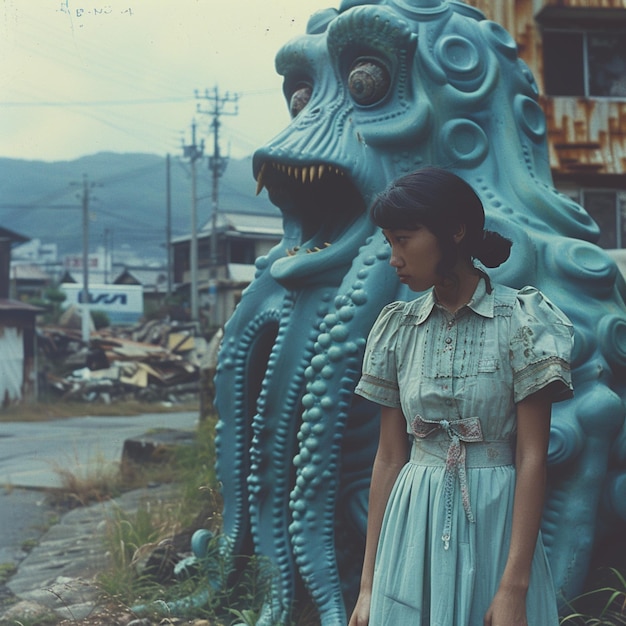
left=371, top=198, right=429, bottom=231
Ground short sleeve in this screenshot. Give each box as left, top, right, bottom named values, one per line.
left=354, top=302, right=405, bottom=407
left=510, top=286, right=574, bottom=404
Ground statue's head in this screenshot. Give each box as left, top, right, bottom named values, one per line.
left=253, top=0, right=598, bottom=290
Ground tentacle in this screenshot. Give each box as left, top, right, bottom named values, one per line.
left=289, top=235, right=398, bottom=625
left=248, top=286, right=338, bottom=624
left=214, top=252, right=286, bottom=556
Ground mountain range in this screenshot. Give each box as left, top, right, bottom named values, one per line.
left=0, top=152, right=279, bottom=265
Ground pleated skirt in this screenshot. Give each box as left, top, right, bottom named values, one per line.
left=368, top=446, right=559, bottom=626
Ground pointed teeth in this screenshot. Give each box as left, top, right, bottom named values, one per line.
left=264, top=162, right=342, bottom=184
left=255, top=163, right=267, bottom=196
left=287, top=243, right=331, bottom=257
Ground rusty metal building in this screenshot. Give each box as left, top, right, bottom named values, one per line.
left=467, top=0, right=626, bottom=257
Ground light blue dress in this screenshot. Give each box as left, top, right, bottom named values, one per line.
left=354, top=278, right=574, bottom=626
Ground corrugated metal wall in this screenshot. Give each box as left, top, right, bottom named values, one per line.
left=465, top=0, right=626, bottom=176
left=0, top=326, right=25, bottom=406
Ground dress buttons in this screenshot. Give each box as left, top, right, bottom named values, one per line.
left=445, top=337, right=453, bottom=344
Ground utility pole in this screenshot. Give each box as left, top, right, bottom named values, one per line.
left=196, top=86, right=239, bottom=328
left=103, top=228, right=110, bottom=284
left=80, top=174, right=93, bottom=345
left=182, top=121, right=204, bottom=324
left=165, top=153, right=172, bottom=298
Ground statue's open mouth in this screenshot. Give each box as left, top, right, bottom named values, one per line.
left=254, top=158, right=371, bottom=285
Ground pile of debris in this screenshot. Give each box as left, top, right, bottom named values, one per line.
left=38, top=317, right=221, bottom=405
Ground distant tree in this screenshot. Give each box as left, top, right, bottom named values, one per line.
left=91, top=310, right=110, bottom=330
left=28, top=286, right=67, bottom=324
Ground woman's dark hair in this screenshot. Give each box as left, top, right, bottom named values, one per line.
left=370, top=167, right=512, bottom=274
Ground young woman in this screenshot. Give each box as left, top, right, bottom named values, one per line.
left=349, top=168, right=574, bottom=626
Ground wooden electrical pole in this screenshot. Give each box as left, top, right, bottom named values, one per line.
left=165, top=153, right=172, bottom=298
left=80, top=174, right=92, bottom=345
left=196, top=86, right=239, bottom=328
left=182, top=121, right=204, bottom=324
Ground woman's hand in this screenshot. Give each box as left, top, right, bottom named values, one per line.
left=348, top=590, right=371, bottom=626
left=484, top=584, right=528, bottom=626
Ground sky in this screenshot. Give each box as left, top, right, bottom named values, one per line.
left=0, top=0, right=333, bottom=162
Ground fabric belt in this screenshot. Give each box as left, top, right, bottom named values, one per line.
left=410, top=440, right=514, bottom=467
left=410, top=414, right=514, bottom=550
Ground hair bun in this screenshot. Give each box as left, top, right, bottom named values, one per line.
left=475, top=230, right=512, bottom=268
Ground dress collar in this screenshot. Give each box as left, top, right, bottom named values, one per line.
left=413, top=275, right=495, bottom=325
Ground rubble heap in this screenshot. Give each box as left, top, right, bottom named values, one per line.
left=38, top=318, right=213, bottom=404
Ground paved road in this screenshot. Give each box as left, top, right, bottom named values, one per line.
left=0, top=411, right=199, bottom=568
left=0, top=411, right=199, bottom=489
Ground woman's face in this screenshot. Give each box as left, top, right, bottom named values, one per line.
left=382, top=225, right=443, bottom=292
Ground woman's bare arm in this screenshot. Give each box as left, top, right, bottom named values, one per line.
left=349, top=406, right=409, bottom=626
left=484, top=387, right=553, bottom=626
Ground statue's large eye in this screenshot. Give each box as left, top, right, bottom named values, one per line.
left=289, top=83, right=313, bottom=118
left=348, top=58, right=390, bottom=106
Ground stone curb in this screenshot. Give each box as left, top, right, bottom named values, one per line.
left=1, top=484, right=178, bottom=624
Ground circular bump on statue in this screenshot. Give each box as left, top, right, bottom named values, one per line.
left=440, top=119, right=489, bottom=167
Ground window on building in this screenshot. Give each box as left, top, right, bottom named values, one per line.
left=229, top=239, right=256, bottom=264
left=582, top=190, right=626, bottom=249
left=543, top=30, right=626, bottom=98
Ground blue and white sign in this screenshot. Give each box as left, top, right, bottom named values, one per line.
left=61, top=283, right=144, bottom=325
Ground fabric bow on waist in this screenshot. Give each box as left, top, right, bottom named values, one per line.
left=411, top=414, right=484, bottom=550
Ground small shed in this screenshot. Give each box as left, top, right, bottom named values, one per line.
left=0, top=226, right=43, bottom=406
left=0, top=299, right=42, bottom=406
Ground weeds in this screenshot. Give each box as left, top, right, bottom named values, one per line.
left=139, top=539, right=276, bottom=624
left=95, top=416, right=234, bottom=611
left=0, top=563, right=17, bottom=585
left=98, top=499, right=189, bottom=603
left=560, top=568, right=626, bottom=625
left=48, top=454, right=123, bottom=509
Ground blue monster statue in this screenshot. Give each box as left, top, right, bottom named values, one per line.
left=208, top=0, right=626, bottom=624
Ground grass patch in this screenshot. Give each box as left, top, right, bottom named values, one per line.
left=0, top=563, right=17, bottom=585
left=560, top=568, right=626, bottom=625
left=20, top=538, right=39, bottom=552
left=47, top=454, right=124, bottom=509
left=94, top=415, right=262, bottom=622
left=99, top=524, right=274, bottom=624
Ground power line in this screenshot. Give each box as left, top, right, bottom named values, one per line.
left=0, top=204, right=77, bottom=210
left=0, top=97, right=194, bottom=107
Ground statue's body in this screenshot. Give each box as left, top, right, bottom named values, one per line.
left=210, top=1, right=626, bottom=624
